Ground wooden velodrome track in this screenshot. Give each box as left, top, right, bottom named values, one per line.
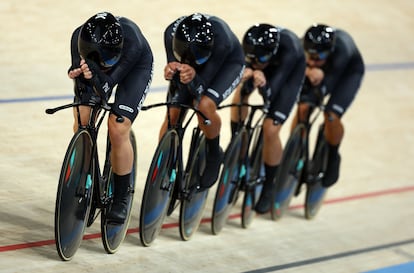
left=1, top=0, right=414, bottom=272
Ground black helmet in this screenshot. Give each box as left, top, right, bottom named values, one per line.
left=303, top=24, right=336, bottom=60
left=173, top=13, right=214, bottom=66
left=78, top=12, right=124, bottom=69
left=243, top=23, right=280, bottom=64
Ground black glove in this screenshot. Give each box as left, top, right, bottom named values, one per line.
left=84, top=59, right=114, bottom=101
left=302, top=78, right=327, bottom=106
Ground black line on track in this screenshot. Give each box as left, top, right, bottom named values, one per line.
left=241, top=238, right=414, bottom=273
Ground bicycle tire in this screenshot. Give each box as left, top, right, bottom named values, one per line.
left=211, top=130, right=245, bottom=235
left=305, top=125, right=328, bottom=219
left=242, top=126, right=263, bottom=228
left=139, top=130, right=179, bottom=247
left=179, top=136, right=209, bottom=241
left=54, top=130, right=95, bottom=261
left=102, top=131, right=138, bottom=253
left=271, top=124, right=305, bottom=221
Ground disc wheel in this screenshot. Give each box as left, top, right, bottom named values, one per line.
left=102, top=131, right=138, bottom=253
left=54, top=130, right=94, bottom=261
left=211, top=130, right=245, bottom=235
left=242, top=126, right=263, bottom=228
left=179, top=136, right=209, bottom=241
left=139, top=130, right=179, bottom=246
left=305, top=125, right=329, bottom=219
left=271, top=125, right=305, bottom=221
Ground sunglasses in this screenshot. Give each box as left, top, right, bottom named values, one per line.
left=306, top=51, right=330, bottom=61
left=246, top=52, right=273, bottom=65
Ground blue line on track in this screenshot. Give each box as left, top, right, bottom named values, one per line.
left=363, top=261, right=414, bottom=273
left=1, top=62, right=413, bottom=105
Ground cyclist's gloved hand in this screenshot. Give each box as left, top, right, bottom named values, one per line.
left=84, top=59, right=114, bottom=101
left=73, top=78, right=88, bottom=99
left=241, top=79, right=254, bottom=95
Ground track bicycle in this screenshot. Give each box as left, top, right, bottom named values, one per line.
left=46, top=89, right=137, bottom=261
left=139, top=79, right=212, bottom=246
left=211, top=99, right=268, bottom=235
left=270, top=91, right=329, bottom=220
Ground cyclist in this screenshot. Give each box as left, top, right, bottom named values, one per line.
left=230, top=24, right=306, bottom=214
left=162, top=13, right=245, bottom=190
left=67, top=12, right=153, bottom=223
left=291, top=23, right=364, bottom=187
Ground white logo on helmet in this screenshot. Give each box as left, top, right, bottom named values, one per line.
left=95, top=12, right=108, bottom=20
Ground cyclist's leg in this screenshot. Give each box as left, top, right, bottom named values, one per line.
left=197, top=63, right=244, bottom=189
left=196, top=96, right=223, bottom=189
left=255, top=79, right=298, bottom=213
left=230, top=81, right=252, bottom=137
left=107, top=63, right=152, bottom=223
left=290, top=83, right=321, bottom=132
left=323, top=70, right=363, bottom=187
left=106, top=116, right=133, bottom=223
left=255, top=118, right=281, bottom=213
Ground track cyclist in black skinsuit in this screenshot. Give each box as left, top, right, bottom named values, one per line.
left=67, top=12, right=153, bottom=223
left=230, top=24, right=306, bottom=214
left=291, top=23, right=365, bottom=188
left=161, top=13, right=245, bottom=190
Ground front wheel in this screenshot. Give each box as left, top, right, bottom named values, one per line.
left=179, top=136, right=209, bottom=241
left=54, top=130, right=95, bottom=261
left=242, top=126, right=263, bottom=228
left=271, top=124, right=305, bottom=221
left=102, top=131, right=138, bottom=253
left=139, top=130, right=179, bottom=246
left=305, top=125, right=329, bottom=219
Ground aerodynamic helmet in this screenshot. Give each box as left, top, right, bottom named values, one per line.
left=242, top=23, right=280, bottom=64
left=303, top=24, right=336, bottom=60
left=173, top=13, right=214, bottom=66
left=78, top=12, right=124, bottom=68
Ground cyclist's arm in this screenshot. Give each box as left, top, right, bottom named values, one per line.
left=266, top=30, right=303, bottom=102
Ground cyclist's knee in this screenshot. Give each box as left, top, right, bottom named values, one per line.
left=198, top=95, right=217, bottom=114
left=324, top=111, right=340, bottom=123
left=108, top=116, right=132, bottom=145
left=263, top=118, right=281, bottom=138
left=323, top=111, right=343, bottom=145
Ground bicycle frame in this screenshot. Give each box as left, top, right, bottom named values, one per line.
left=139, top=98, right=211, bottom=244
left=218, top=100, right=268, bottom=188
left=211, top=100, right=267, bottom=232
left=51, top=100, right=116, bottom=212
left=294, top=101, right=326, bottom=189
left=141, top=101, right=210, bottom=200
left=47, top=94, right=136, bottom=259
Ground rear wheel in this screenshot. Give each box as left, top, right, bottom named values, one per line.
left=139, top=130, right=179, bottom=246
left=102, top=131, right=138, bottom=253
left=211, top=130, right=245, bottom=235
left=271, top=125, right=305, bottom=221
left=179, top=136, right=209, bottom=241
left=54, top=130, right=94, bottom=261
